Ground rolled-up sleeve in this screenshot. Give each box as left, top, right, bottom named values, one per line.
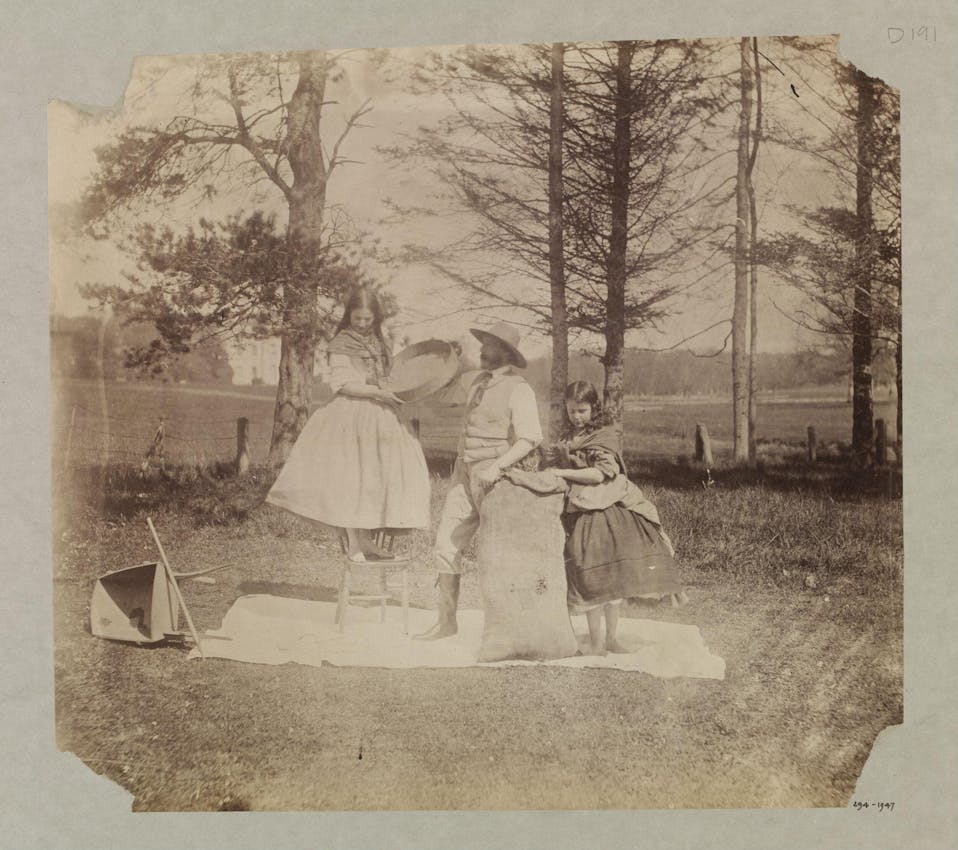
left=586, top=447, right=619, bottom=480
left=509, top=382, right=543, bottom=446
left=327, top=353, right=365, bottom=394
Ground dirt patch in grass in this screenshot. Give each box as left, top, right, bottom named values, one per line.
left=53, top=462, right=902, bottom=811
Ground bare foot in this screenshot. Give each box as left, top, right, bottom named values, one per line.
left=412, top=621, right=458, bottom=641
left=605, top=639, right=632, bottom=654
left=588, top=643, right=608, bottom=657
left=361, top=542, right=396, bottom=560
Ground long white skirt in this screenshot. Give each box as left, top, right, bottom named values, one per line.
left=266, top=395, right=431, bottom=530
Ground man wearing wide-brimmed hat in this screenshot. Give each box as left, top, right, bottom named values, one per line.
left=415, top=321, right=542, bottom=641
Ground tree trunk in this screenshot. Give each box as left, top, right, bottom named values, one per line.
left=895, top=288, right=902, bottom=460
left=732, top=38, right=752, bottom=463
left=746, top=37, right=762, bottom=465
left=747, top=192, right=758, bottom=463
left=547, top=42, right=569, bottom=440
left=602, top=42, right=634, bottom=425
left=269, top=53, right=329, bottom=467
left=851, top=68, right=876, bottom=465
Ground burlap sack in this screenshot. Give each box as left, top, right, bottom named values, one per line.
left=476, top=479, right=579, bottom=662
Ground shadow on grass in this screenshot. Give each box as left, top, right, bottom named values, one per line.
left=625, top=455, right=902, bottom=500
left=424, top=446, right=902, bottom=500
left=236, top=579, right=428, bottom=611
left=58, top=461, right=273, bottom=526
left=237, top=580, right=339, bottom=603
left=59, top=445, right=901, bottom=532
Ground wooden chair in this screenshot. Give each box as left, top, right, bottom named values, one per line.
left=335, top=529, right=411, bottom=634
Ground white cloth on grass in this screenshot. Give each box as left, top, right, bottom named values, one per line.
left=189, top=594, right=726, bottom=679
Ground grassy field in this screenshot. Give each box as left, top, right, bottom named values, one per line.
left=53, top=378, right=898, bottom=469
left=51, top=379, right=903, bottom=811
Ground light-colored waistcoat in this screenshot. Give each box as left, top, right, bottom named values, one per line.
left=458, top=373, right=527, bottom=463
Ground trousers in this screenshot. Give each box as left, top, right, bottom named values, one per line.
left=434, top=458, right=495, bottom=574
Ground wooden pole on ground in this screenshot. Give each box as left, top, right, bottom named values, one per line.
left=694, top=423, right=714, bottom=466
left=147, top=517, right=205, bottom=658
left=235, top=417, right=250, bottom=478
left=807, top=425, right=817, bottom=463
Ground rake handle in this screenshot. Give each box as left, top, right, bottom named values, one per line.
left=147, top=518, right=205, bottom=659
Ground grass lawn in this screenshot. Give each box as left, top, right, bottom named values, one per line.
left=53, top=457, right=903, bottom=811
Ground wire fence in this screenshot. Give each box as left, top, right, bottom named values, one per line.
left=53, top=396, right=446, bottom=476
left=52, top=381, right=898, bottom=477
left=56, top=400, right=278, bottom=474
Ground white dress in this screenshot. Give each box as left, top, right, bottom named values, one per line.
left=265, top=351, right=431, bottom=530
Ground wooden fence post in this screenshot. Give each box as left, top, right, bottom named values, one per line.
left=807, top=425, right=817, bottom=463
left=875, top=418, right=887, bottom=466
left=694, top=423, right=714, bottom=466
left=236, top=417, right=250, bottom=478
left=141, top=420, right=166, bottom=474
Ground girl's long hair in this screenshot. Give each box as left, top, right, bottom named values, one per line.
left=560, top=380, right=613, bottom=439
left=335, top=286, right=392, bottom=370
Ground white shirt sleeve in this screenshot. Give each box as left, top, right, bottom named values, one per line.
left=509, top=382, right=543, bottom=446
left=327, top=353, right=366, bottom=394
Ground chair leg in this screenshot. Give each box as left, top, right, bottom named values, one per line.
left=336, top=532, right=409, bottom=633
left=335, top=563, right=350, bottom=632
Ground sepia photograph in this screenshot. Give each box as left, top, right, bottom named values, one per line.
left=45, top=35, right=907, bottom=814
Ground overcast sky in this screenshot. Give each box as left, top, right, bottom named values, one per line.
left=48, top=36, right=865, bottom=358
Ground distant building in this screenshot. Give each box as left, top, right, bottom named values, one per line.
left=227, top=337, right=282, bottom=386
left=226, top=336, right=330, bottom=386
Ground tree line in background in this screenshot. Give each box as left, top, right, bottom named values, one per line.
left=67, top=38, right=900, bottom=467
left=52, top=311, right=898, bottom=403
left=522, top=347, right=897, bottom=400
left=50, top=314, right=234, bottom=383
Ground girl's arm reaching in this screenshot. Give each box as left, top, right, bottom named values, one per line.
left=545, top=446, right=617, bottom=484
left=545, top=466, right=604, bottom=485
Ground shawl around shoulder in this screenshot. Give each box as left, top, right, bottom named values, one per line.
left=326, top=329, right=391, bottom=378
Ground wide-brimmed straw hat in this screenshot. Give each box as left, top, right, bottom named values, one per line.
left=469, top=321, right=527, bottom=369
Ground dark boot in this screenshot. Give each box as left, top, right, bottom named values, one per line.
left=413, top=573, right=460, bottom=640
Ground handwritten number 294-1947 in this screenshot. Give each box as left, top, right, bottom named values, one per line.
left=853, top=801, right=896, bottom=812
left=888, top=26, right=937, bottom=43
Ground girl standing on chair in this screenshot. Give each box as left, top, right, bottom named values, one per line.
left=542, top=381, right=684, bottom=655
left=266, top=287, right=431, bottom=561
